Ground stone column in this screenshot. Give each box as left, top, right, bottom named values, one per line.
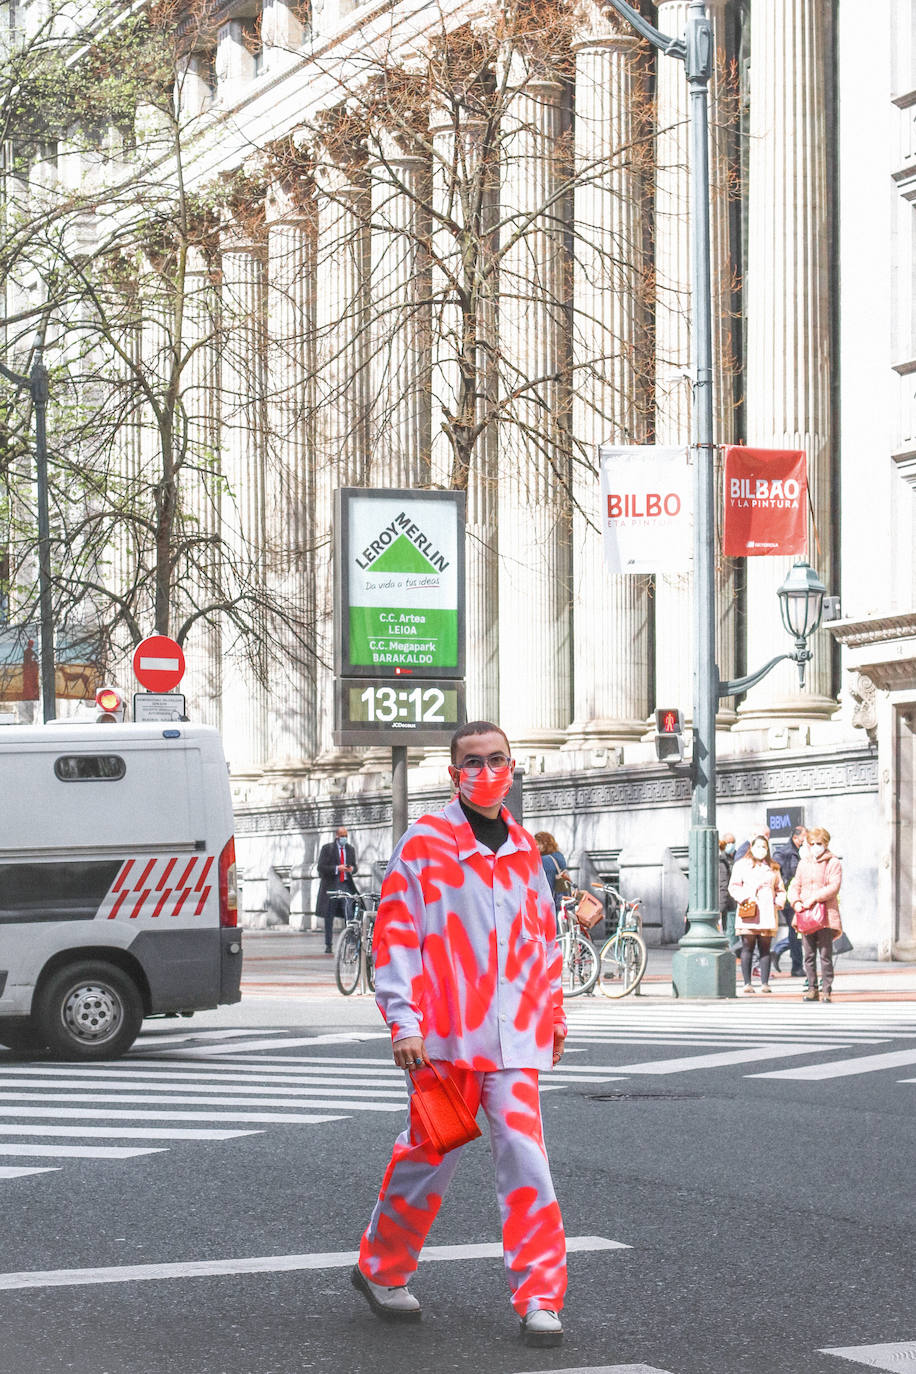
left=220, top=226, right=268, bottom=774
left=739, top=0, right=836, bottom=725
left=429, top=103, right=500, bottom=722
left=497, top=50, right=573, bottom=752
left=653, top=0, right=738, bottom=719
left=312, top=152, right=371, bottom=765
left=367, top=128, right=431, bottom=488
left=566, top=19, right=651, bottom=749
left=265, top=177, right=316, bottom=766
left=180, top=248, right=221, bottom=728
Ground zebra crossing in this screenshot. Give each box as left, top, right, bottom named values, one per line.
left=0, top=1000, right=912, bottom=1185
left=534, top=1349, right=916, bottom=1372
left=0, top=1027, right=624, bottom=1185
left=562, top=998, right=916, bottom=1086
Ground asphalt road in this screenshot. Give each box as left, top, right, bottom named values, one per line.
left=0, top=997, right=913, bottom=1374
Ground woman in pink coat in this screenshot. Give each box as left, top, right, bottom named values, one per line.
left=787, top=827, right=843, bottom=1004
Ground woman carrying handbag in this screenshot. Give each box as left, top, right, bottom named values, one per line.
left=787, top=827, right=843, bottom=1003
left=727, top=834, right=786, bottom=994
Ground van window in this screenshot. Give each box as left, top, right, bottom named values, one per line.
left=54, top=755, right=126, bottom=782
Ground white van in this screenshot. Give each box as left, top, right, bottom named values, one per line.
left=0, top=722, right=242, bottom=1059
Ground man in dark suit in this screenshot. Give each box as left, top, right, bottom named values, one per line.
left=316, top=827, right=358, bottom=953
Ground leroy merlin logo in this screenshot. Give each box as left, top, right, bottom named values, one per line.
left=354, top=512, right=450, bottom=574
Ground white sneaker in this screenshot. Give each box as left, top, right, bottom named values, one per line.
left=521, top=1307, right=563, bottom=1347
left=741, top=984, right=755, bottom=995
left=351, top=1265, right=421, bottom=1321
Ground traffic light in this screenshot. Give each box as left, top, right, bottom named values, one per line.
left=654, top=707, right=684, bottom=763
left=95, top=685, right=126, bottom=723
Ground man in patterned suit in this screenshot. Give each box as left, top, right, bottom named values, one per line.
left=351, top=721, right=567, bottom=1348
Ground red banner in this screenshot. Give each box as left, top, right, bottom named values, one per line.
left=723, top=447, right=808, bottom=556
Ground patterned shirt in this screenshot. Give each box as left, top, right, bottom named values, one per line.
left=372, top=797, right=566, bottom=1071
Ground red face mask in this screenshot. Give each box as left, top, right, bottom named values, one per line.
left=456, top=765, right=514, bottom=809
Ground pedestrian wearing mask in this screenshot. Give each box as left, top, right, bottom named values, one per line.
left=718, top=833, right=737, bottom=943
left=352, top=721, right=568, bottom=1347
left=728, top=834, right=786, bottom=994
left=787, top=828, right=843, bottom=1003
left=772, top=825, right=807, bottom=977
left=535, top=832, right=572, bottom=911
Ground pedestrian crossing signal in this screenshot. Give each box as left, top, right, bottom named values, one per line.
left=654, top=707, right=684, bottom=763
left=95, top=685, right=126, bottom=723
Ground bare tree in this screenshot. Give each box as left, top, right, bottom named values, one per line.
left=0, top=0, right=316, bottom=699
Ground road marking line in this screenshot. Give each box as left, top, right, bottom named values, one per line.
left=749, top=1048, right=916, bottom=1080
left=152, top=1037, right=365, bottom=1057
left=567, top=1034, right=887, bottom=1047
left=137, top=1029, right=291, bottom=1045
left=516, top=1366, right=673, bottom=1374
left=0, top=1166, right=60, bottom=1178
left=604, top=1043, right=843, bottom=1075
left=820, top=1342, right=916, bottom=1368
left=0, top=1077, right=409, bottom=1099
left=0, top=1235, right=627, bottom=1291
left=0, top=1106, right=373, bottom=1122
left=0, top=1093, right=405, bottom=1112
left=0, top=1124, right=263, bottom=1140
left=0, top=1064, right=406, bottom=1084
left=0, top=1144, right=165, bottom=1159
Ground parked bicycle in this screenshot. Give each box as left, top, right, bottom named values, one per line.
left=555, top=894, right=600, bottom=997
left=333, top=891, right=381, bottom=996
left=590, top=882, right=648, bottom=999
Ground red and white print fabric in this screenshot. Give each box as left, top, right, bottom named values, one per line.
left=358, top=1064, right=567, bottom=1316
left=372, top=798, right=566, bottom=1071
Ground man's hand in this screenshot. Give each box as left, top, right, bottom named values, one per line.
left=552, top=1028, right=566, bottom=1067
left=393, top=1036, right=429, bottom=1071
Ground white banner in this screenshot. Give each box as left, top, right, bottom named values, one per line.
left=599, top=446, right=692, bottom=574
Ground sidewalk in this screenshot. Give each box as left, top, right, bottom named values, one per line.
left=238, top=925, right=916, bottom=1003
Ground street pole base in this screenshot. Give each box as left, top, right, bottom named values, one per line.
left=671, top=946, right=737, bottom=999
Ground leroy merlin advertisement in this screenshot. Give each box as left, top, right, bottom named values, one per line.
left=339, top=490, right=465, bottom=678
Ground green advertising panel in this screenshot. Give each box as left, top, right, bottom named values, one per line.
left=336, top=489, right=465, bottom=679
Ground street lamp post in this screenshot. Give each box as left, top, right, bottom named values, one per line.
left=0, top=344, right=56, bottom=723
left=606, top=0, right=731, bottom=995
left=603, top=1, right=827, bottom=997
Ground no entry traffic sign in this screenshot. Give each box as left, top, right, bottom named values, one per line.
left=133, top=635, right=185, bottom=693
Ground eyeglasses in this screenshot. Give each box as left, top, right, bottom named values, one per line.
left=458, top=753, right=512, bottom=776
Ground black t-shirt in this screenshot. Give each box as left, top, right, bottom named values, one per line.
left=459, top=797, right=509, bottom=854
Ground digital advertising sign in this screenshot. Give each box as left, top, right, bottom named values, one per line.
left=335, top=488, right=466, bottom=680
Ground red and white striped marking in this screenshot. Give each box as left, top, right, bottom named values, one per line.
left=100, top=857, right=212, bottom=921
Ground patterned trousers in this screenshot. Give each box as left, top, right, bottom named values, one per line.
left=358, top=1064, right=567, bottom=1316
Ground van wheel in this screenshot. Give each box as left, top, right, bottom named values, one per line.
left=34, top=962, right=143, bottom=1061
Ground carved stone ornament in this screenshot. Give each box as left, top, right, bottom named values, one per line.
left=849, top=671, right=878, bottom=744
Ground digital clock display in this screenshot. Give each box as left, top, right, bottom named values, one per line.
left=334, top=678, right=465, bottom=747
left=350, top=685, right=458, bottom=725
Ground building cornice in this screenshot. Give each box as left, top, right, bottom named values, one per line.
left=234, top=746, right=878, bottom=835
left=828, top=612, right=916, bottom=648
left=829, top=612, right=916, bottom=693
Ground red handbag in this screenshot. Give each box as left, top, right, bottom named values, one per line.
left=408, top=1063, right=482, bottom=1154
left=795, top=902, right=829, bottom=934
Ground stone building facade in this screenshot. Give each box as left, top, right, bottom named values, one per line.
left=5, top=0, right=914, bottom=957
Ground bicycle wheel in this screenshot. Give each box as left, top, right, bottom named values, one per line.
left=597, top=931, right=648, bottom=999
left=562, top=931, right=600, bottom=998
left=335, top=927, right=361, bottom=996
